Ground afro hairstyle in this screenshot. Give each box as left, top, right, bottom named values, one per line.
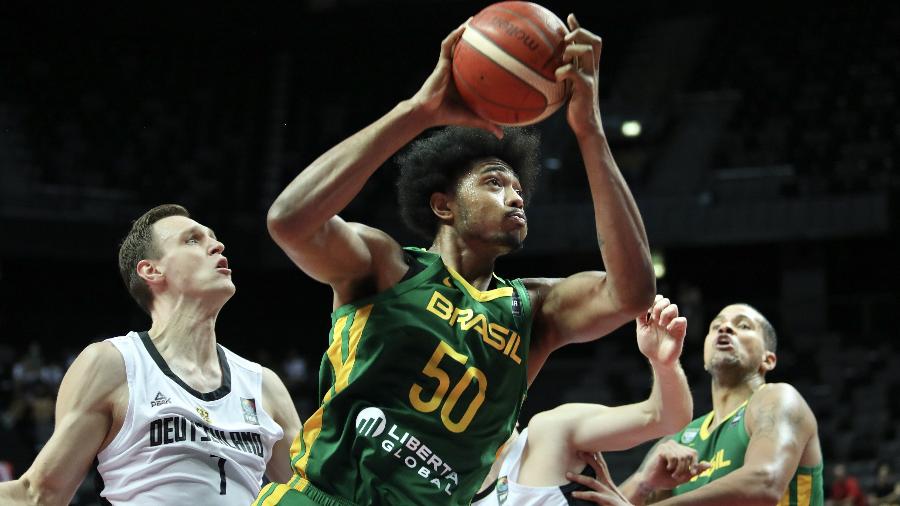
left=395, top=126, right=541, bottom=240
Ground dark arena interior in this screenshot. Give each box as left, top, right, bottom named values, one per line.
left=0, top=1, right=898, bottom=503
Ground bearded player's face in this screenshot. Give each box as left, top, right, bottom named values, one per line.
left=450, top=158, right=528, bottom=253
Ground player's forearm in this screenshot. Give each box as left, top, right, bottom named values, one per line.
left=578, top=131, right=654, bottom=312
left=267, top=99, right=431, bottom=240
left=620, top=473, right=663, bottom=505
left=654, top=467, right=784, bottom=506
left=646, top=361, right=692, bottom=436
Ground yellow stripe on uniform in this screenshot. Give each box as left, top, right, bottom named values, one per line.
left=445, top=266, right=513, bottom=302
left=335, top=305, right=372, bottom=392
left=797, top=473, right=813, bottom=506
left=699, top=400, right=749, bottom=440
left=291, top=305, right=374, bottom=482
left=254, top=483, right=292, bottom=506
left=326, top=315, right=349, bottom=394
left=777, top=489, right=790, bottom=506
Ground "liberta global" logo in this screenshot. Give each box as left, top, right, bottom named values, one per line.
left=355, top=406, right=460, bottom=496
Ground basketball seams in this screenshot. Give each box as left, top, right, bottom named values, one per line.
left=491, top=6, right=558, bottom=53
left=454, top=45, right=557, bottom=127
left=461, top=27, right=566, bottom=102
left=452, top=1, right=569, bottom=126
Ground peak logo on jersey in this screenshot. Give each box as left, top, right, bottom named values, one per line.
left=355, top=407, right=460, bottom=496
left=150, top=391, right=171, bottom=407
left=681, top=428, right=699, bottom=444
left=196, top=406, right=211, bottom=423
left=356, top=407, right=387, bottom=437
left=241, top=398, right=259, bottom=425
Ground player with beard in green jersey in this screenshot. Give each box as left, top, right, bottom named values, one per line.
left=253, top=14, right=655, bottom=506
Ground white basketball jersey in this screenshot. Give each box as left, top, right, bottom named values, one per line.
left=472, top=428, right=589, bottom=506
left=96, top=331, right=284, bottom=505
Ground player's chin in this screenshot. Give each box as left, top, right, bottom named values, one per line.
left=498, top=233, right=526, bottom=253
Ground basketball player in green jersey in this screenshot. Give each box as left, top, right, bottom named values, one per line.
left=253, top=13, right=655, bottom=506
left=565, top=303, right=824, bottom=506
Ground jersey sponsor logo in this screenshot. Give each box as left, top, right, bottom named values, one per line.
left=355, top=406, right=460, bottom=496
left=681, top=428, right=699, bottom=444
left=150, top=391, right=171, bottom=407
left=196, top=406, right=211, bottom=423
left=426, top=291, right=523, bottom=364
left=148, top=415, right=265, bottom=457
left=241, top=398, right=259, bottom=425
left=356, top=407, right=387, bottom=437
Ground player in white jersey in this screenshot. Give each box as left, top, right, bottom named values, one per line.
left=473, top=296, right=698, bottom=506
left=0, top=204, right=302, bottom=506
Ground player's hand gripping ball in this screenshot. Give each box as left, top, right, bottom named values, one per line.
left=452, top=1, right=570, bottom=126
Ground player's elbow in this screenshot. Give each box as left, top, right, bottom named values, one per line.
left=615, top=279, right=656, bottom=318
left=266, top=201, right=304, bottom=244
left=746, top=466, right=786, bottom=503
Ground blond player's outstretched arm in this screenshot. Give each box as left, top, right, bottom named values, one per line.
left=266, top=22, right=500, bottom=306
left=261, top=367, right=303, bottom=483
left=0, top=342, right=126, bottom=506
left=520, top=296, right=691, bottom=483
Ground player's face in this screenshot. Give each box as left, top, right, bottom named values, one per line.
left=703, top=304, right=769, bottom=374
left=151, top=215, right=235, bottom=302
left=452, top=158, right=527, bottom=252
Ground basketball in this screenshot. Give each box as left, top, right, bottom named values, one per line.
left=452, top=1, right=570, bottom=126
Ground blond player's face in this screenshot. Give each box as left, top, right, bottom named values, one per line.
left=151, top=215, right=235, bottom=301
left=452, top=158, right=527, bottom=251
left=703, top=304, right=768, bottom=373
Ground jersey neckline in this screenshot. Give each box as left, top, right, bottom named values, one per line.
left=138, top=331, right=232, bottom=401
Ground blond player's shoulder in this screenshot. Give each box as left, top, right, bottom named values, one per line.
left=61, top=341, right=127, bottom=401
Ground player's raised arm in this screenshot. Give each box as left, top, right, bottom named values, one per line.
left=0, top=342, right=125, bottom=506
left=525, top=297, right=691, bottom=478
left=527, top=14, right=654, bottom=375
left=266, top=22, right=500, bottom=300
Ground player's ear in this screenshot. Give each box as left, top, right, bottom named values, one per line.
left=430, top=192, right=454, bottom=222
left=760, top=350, right=776, bottom=374
left=137, top=259, right=165, bottom=286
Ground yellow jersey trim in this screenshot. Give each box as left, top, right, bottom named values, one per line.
left=445, top=265, right=513, bottom=302
left=699, top=400, right=749, bottom=440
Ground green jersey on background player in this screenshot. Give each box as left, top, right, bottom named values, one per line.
left=254, top=14, right=655, bottom=506
left=600, top=304, right=826, bottom=506
left=671, top=394, right=824, bottom=505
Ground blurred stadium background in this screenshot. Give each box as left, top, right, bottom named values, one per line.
left=1, top=1, right=898, bottom=503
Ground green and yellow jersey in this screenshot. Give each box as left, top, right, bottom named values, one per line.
left=255, top=248, right=533, bottom=506
left=672, top=390, right=824, bottom=506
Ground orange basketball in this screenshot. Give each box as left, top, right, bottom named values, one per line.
left=452, top=1, right=570, bottom=126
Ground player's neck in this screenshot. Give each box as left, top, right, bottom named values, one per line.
left=429, top=234, right=498, bottom=291
left=710, top=374, right=765, bottom=424
left=148, top=299, right=221, bottom=368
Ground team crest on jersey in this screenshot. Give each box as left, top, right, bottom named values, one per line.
left=496, top=476, right=509, bottom=504
left=196, top=406, right=211, bottom=423
left=681, top=428, right=699, bottom=444
left=150, top=391, right=171, bottom=407
left=241, top=398, right=259, bottom=425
